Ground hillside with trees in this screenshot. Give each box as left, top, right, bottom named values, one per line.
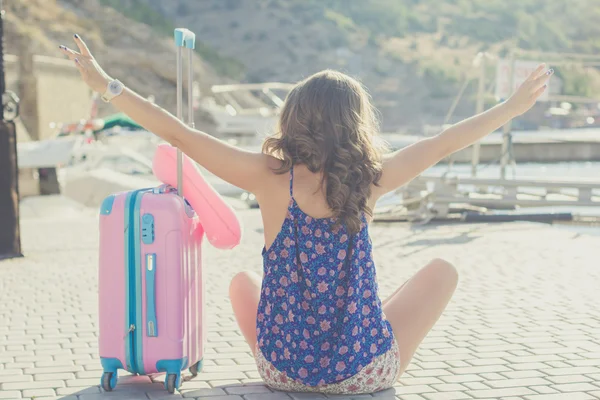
left=8, top=0, right=600, bottom=132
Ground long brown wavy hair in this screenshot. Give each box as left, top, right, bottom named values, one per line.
left=262, top=70, right=388, bottom=234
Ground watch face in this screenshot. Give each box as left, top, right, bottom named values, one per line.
left=109, top=80, right=122, bottom=94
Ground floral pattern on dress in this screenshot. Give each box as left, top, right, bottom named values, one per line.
left=256, top=166, right=396, bottom=387
left=255, top=340, right=400, bottom=394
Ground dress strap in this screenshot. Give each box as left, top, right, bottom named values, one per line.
left=289, top=165, right=294, bottom=198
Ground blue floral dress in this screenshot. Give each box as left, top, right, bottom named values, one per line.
left=256, top=165, right=396, bottom=388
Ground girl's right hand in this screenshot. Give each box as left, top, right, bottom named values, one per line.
left=505, top=64, right=553, bottom=117
left=59, top=34, right=113, bottom=94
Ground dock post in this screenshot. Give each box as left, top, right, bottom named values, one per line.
left=471, top=53, right=486, bottom=177
left=500, top=51, right=515, bottom=180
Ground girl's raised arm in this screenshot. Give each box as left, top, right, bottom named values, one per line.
left=373, top=64, right=553, bottom=198
left=60, top=35, right=272, bottom=193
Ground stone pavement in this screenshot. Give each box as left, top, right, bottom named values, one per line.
left=1, top=196, right=600, bottom=400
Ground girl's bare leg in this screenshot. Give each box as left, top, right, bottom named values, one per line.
left=383, top=258, right=459, bottom=377
left=229, top=271, right=263, bottom=356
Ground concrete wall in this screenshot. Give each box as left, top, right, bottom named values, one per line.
left=19, top=168, right=40, bottom=198
left=62, top=168, right=158, bottom=208
left=5, top=54, right=92, bottom=142
left=60, top=168, right=248, bottom=210
left=7, top=53, right=91, bottom=195
left=450, top=142, right=600, bottom=163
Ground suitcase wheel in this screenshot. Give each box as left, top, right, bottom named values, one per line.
left=189, top=361, right=202, bottom=377
left=165, top=373, right=180, bottom=394
left=101, top=371, right=117, bottom=391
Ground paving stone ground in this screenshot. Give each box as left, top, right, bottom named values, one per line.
left=1, top=196, right=600, bottom=400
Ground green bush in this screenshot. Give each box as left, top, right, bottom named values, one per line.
left=99, top=0, right=245, bottom=79
left=100, top=0, right=600, bottom=86
left=99, top=0, right=173, bottom=36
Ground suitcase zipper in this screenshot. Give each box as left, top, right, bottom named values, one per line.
left=124, top=324, right=135, bottom=338
left=127, top=324, right=136, bottom=374
left=124, top=190, right=139, bottom=373
left=132, top=190, right=148, bottom=375
left=124, top=188, right=150, bottom=374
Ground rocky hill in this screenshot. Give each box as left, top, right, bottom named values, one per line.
left=4, top=0, right=235, bottom=130
left=142, top=0, right=600, bottom=131
left=6, top=0, right=600, bottom=133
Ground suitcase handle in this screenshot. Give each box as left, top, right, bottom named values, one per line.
left=145, top=253, right=158, bottom=337
left=174, top=28, right=196, bottom=197
left=174, top=28, right=196, bottom=49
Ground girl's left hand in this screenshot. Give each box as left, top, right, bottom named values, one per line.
left=59, top=35, right=113, bottom=94
left=505, top=64, right=553, bottom=117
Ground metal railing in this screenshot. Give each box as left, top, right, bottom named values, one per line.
left=375, top=174, right=600, bottom=224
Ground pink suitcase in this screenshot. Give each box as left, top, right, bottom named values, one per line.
left=98, top=28, right=209, bottom=393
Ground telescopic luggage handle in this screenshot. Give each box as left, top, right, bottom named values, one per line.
left=173, top=28, right=196, bottom=197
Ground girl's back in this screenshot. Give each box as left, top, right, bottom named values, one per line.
left=259, top=163, right=380, bottom=251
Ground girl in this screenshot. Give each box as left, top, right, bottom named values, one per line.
left=61, top=35, right=552, bottom=394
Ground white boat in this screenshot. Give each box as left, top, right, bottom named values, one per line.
left=17, top=137, right=77, bottom=170
left=199, top=82, right=293, bottom=141
left=54, top=137, right=254, bottom=209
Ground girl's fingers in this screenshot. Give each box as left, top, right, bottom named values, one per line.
left=75, top=57, right=89, bottom=67
left=532, top=84, right=547, bottom=99
left=59, top=45, right=80, bottom=60
left=74, top=58, right=85, bottom=73
left=527, top=63, right=547, bottom=81
left=73, top=34, right=92, bottom=57
left=533, top=69, right=553, bottom=90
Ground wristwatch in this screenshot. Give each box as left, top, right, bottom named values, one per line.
left=101, top=79, right=124, bottom=102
